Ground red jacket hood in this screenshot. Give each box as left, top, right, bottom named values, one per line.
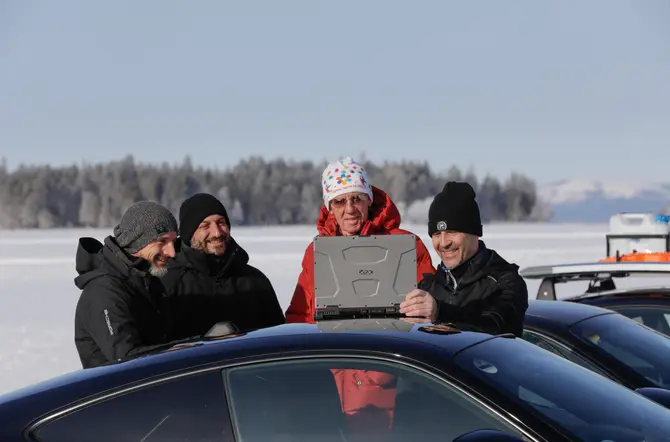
left=316, top=186, right=402, bottom=236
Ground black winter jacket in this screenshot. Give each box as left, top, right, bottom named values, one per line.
left=418, top=241, right=529, bottom=336
left=160, top=237, right=285, bottom=340
left=74, top=236, right=170, bottom=369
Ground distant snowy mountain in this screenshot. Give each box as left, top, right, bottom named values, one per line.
left=540, top=179, right=670, bottom=222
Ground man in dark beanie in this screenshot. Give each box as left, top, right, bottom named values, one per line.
left=400, top=181, right=528, bottom=336
left=73, top=201, right=180, bottom=368
left=161, top=193, right=284, bottom=340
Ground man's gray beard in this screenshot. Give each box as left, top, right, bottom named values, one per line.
left=150, top=265, right=168, bottom=278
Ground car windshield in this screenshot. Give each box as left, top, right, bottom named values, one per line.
left=453, top=336, right=670, bottom=442
left=570, top=313, right=670, bottom=389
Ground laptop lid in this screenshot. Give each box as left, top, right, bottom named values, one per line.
left=313, top=234, right=418, bottom=320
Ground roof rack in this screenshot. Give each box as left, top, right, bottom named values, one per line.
left=519, top=261, right=670, bottom=300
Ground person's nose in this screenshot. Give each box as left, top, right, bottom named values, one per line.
left=344, top=199, right=358, bottom=214
left=164, top=242, right=177, bottom=258
left=439, top=233, right=452, bottom=249
left=211, top=224, right=223, bottom=236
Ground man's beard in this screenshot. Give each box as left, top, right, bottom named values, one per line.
left=192, top=236, right=228, bottom=256
left=148, top=253, right=169, bottom=277
left=149, top=264, right=168, bottom=278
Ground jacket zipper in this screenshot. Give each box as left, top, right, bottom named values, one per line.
left=442, top=266, right=458, bottom=305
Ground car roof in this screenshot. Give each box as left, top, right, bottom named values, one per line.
left=525, top=299, right=616, bottom=327
left=145, top=319, right=501, bottom=360
left=0, top=318, right=502, bottom=413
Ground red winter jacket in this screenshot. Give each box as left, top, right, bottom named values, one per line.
left=285, top=185, right=435, bottom=323
left=285, top=186, right=435, bottom=432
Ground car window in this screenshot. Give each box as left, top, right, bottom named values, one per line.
left=222, top=357, right=527, bottom=442
left=35, top=370, right=233, bottom=442
left=453, top=335, right=670, bottom=442
left=521, top=330, right=610, bottom=378
left=610, top=306, right=670, bottom=336
left=570, top=313, right=670, bottom=389
left=521, top=331, right=566, bottom=357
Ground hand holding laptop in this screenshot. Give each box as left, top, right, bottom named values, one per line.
left=399, top=289, right=438, bottom=322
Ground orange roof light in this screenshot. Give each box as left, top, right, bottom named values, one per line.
left=601, top=252, right=670, bottom=263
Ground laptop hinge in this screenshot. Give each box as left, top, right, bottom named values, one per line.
left=315, top=305, right=403, bottom=321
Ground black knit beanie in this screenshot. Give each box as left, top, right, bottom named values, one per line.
left=178, top=193, right=230, bottom=246
left=428, top=181, right=483, bottom=237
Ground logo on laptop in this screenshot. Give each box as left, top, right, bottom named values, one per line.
left=359, top=269, right=374, bottom=276
left=437, top=221, right=447, bottom=231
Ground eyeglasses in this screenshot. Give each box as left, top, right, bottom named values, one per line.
left=330, top=194, right=369, bottom=209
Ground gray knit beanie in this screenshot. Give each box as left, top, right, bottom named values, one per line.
left=113, top=201, right=178, bottom=253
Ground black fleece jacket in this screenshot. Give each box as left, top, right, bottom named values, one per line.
left=418, top=241, right=529, bottom=336
left=160, top=237, right=285, bottom=341
left=73, top=236, right=170, bottom=369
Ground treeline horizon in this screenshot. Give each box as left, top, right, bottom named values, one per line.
left=0, top=155, right=551, bottom=229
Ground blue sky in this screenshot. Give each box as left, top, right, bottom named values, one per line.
left=1, top=0, right=668, bottom=184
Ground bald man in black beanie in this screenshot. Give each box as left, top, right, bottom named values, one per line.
left=161, top=193, right=284, bottom=340
left=400, top=182, right=528, bottom=336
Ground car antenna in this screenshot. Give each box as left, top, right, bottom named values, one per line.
left=204, top=321, right=239, bottom=338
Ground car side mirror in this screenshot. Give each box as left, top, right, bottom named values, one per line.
left=453, top=429, right=526, bottom=442
left=635, top=387, right=670, bottom=409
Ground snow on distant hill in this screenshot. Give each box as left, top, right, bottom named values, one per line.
left=540, top=179, right=670, bottom=222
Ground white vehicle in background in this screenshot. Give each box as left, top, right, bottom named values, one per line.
left=520, top=212, right=670, bottom=336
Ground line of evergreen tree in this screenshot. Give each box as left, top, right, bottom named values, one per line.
left=0, top=155, right=552, bottom=229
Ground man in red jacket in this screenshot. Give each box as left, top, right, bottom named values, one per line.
left=285, top=156, right=435, bottom=436
left=285, top=157, right=435, bottom=323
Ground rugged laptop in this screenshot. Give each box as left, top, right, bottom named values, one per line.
left=313, top=234, right=417, bottom=320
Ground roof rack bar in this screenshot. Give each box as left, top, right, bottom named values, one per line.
left=520, top=262, right=670, bottom=280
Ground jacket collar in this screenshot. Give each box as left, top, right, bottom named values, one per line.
left=437, top=240, right=492, bottom=287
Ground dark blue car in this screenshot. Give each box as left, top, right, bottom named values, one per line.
left=3, top=318, right=670, bottom=442
left=522, top=299, right=670, bottom=398
left=520, top=260, right=670, bottom=336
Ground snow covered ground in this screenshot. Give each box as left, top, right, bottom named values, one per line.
left=0, top=222, right=637, bottom=395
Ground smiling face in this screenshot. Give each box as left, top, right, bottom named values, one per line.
left=190, top=214, right=230, bottom=255
left=329, top=192, right=372, bottom=236
left=133, top=231, right=178, bottom=277
left=431, top=230, right=479, bottom=269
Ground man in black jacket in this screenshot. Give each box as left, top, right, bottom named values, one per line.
left=400, top=182, right=529, bottom=336
left=161, top=193, right=285, bottom=340
left=74, top=201, right=179, bottom=368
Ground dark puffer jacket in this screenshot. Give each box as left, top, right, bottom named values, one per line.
left=160, top=237, right=285, bottom=341
left=418, top=241, right=529, bottom=336
left=74, top=236, right=170, bottom=369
